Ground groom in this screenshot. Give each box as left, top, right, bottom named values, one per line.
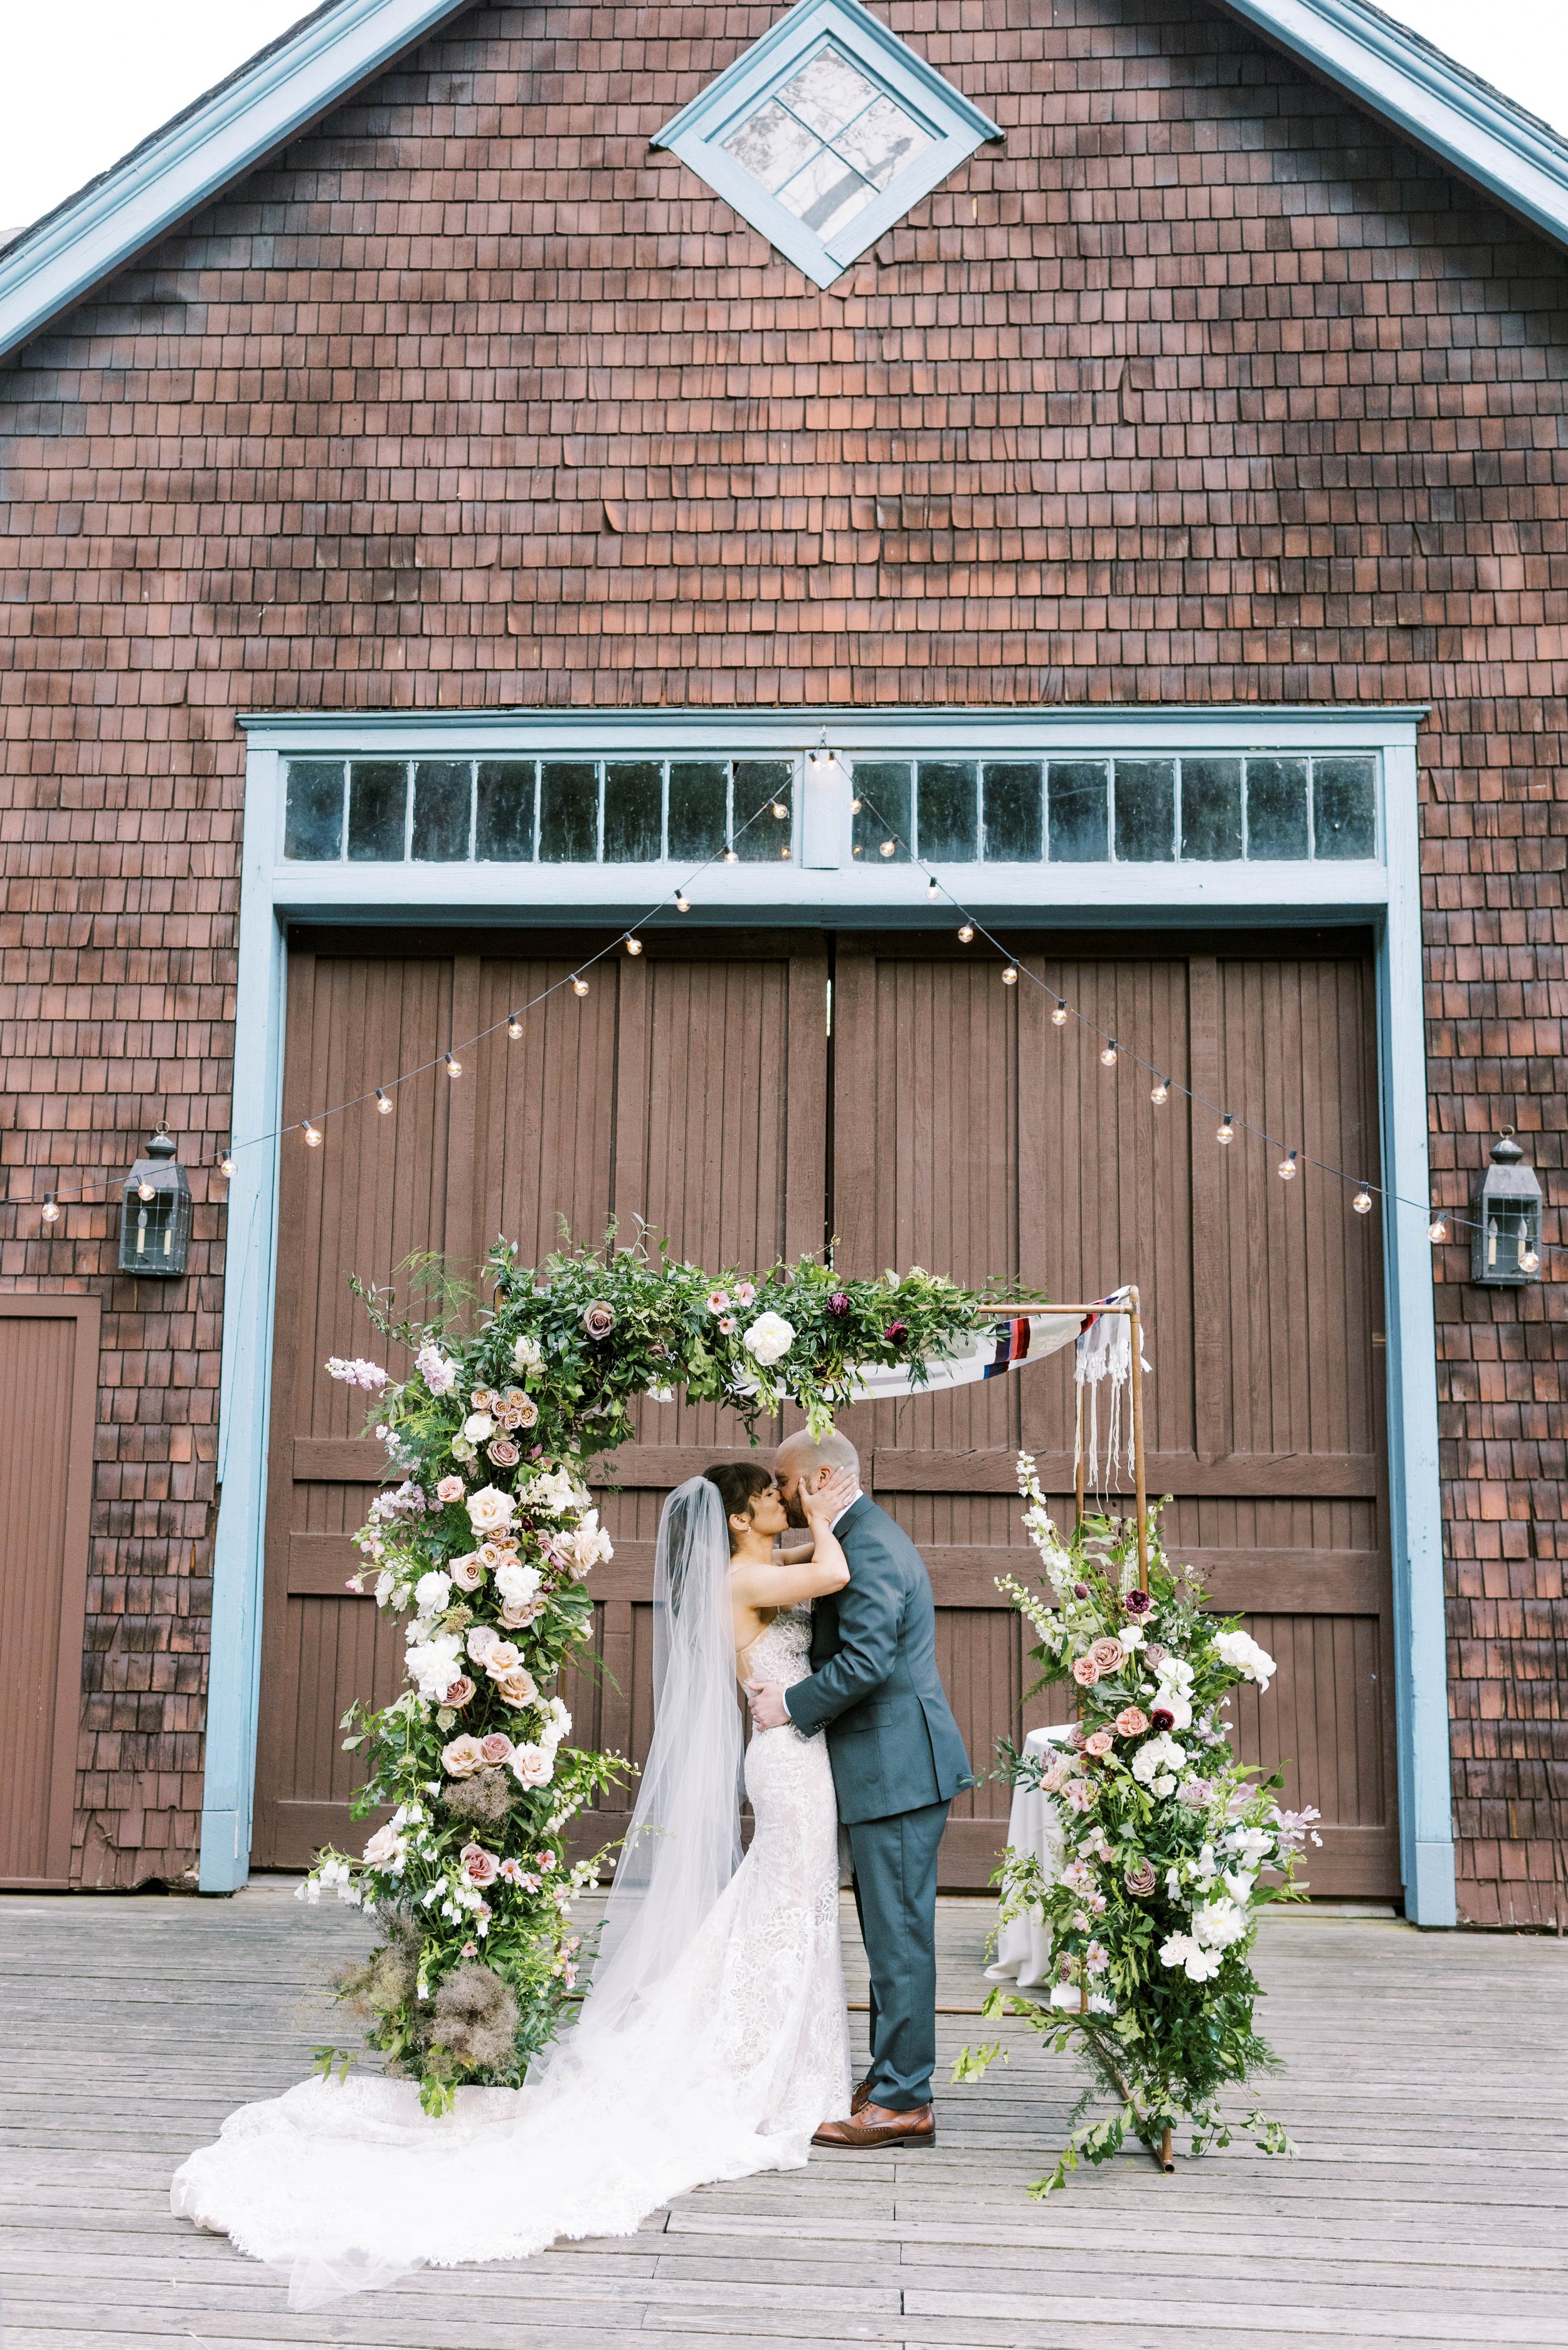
left=747, top=1430, right=972, bottom=2148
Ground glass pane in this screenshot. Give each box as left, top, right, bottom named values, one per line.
left=603, top=762, right=664, bottom=862
left=284, top=760, right=344, bottom=859
left=347, top=761, right=407, bottom=861
left=1245, top=758, right=1309, bottom=859
left=667, top=761, right=728, bottom=863
left=733, top=761, right=794, bottom=862
left=832, top=94, right=931, bottom=189
left=539, top=761, right=599, bottom=862
left=917, top=762, right=978, bottom=862
left=982, top=762, right=1043, bottom=861
left=1314, top=757, right=1377, bottom=859
left=1180, top=758, right=1242, bottom=861
left=1113, top=761, right=1174, bottom=861
left=776, top=147, right=876, bottom=238
left=852, top=762, right=910, bottom=863
left=411, top=760, right=472, bottom=861
left=724, top=98, right=819, bottom=193
left=1047, top=761, right=1109, bottom=861
left=475, top=761, right=536, bottom=861
left=778, top=46, right=878, bottom=137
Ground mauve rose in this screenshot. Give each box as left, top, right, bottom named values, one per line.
left=499, top=1597, right=544, bottom=1630
left=460, top=1842, right=500, bottom=1887
left=488, top=1436, right=521, bottom=1467
left=1067, top=1722, right=1089, bottom=1749
left=1151, top=1706, right=1175, bottom=1733
left=1084, top=1730, right=1115, bottom=1758
left=1071, top=1654, right=1101, bottom=1686
left=582, top=1301, right=616, bottom=1342
left=1125, top=1857, right=1158, bottom=1897
left=1143, top=1640, right=1168, bottom=1669
left=1089, top=1637, right=1125, bottom=1674
left=883, top=1320, right=909, bottom=1344
left=435, top=1475, right=466, bottom=1505
left=1115, top=1706, right=1149, bottom=1738
left=495, top=1665, right=539, bottom=1707
left=441, top=1675, right=476, bottom=1709
left=442, top=1735, right=485, bottom=1777
left=1125, top=1588, right=1152, bottom=1615
left=827, top=1290, right=851, bottom=1318
left=479, top=1733, right=514, bottom=1766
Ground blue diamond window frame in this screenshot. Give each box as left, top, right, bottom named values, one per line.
left=652, top=0, right=1000, bottom=289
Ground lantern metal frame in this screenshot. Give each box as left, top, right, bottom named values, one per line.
left=1470, top=1130, right=1543, bottom=1287
left=118, top=1129, right=193, bottom=1278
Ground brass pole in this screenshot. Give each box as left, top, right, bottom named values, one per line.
left=1128, top=1286, right=1150, bottom=1594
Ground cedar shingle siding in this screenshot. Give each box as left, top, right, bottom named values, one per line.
left=1, top=0, right=1562, bottom=1918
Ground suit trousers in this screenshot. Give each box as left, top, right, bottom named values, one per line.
left=846, top=1799, right=950, bottom=2112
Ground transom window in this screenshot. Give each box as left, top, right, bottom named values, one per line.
left=654, top=0, right=999, bottom=289
left=280, top=752, right=1378, bottom=866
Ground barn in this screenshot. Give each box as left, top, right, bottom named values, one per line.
left=2, top=0, right=1562, bottom=1929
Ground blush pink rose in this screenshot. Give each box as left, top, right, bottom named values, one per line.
left=441, top=1675, right=476, bottom=1709
left=362, top=1823, right=400, bottom=1866
left=448, top=1552, right=485, bottom=1590
left=1071, top=1654, right=1101, bottom=1686
left=459, top=1842, right=499, bottom=1887
left=1039, top=1760, right=1070, bottom=1794
left=1084, top=1730, right=1115, bottom=1758
left=487, top=1437, right=521, bottom=1468
left=435, top=1475, right=466, bottom=1505
left=494, top=1666, right=539, bottom=1708
left=1089, top=1637, right=1126, bottom=1674
left=1115, top=1706, right=1149, bottom=1738
left=499, top=1597, right=544, bottom=1630
left=466, top=1625, right=500, bottom=1663
left=482, top=1640, right=522, bottom=1679
left=442, top=1734, right=485, bottom=1777
left=479, top=1733, right=514, bottom=1766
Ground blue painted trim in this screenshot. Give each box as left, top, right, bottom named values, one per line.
left=652, top=0, right=999, bottom=287
left=0, top=0, right=475, bottom=364
left=1376, top=741, right=1456, bottom=1925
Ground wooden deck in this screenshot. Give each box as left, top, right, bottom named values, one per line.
left=1, top=1884, right=1564, bottom=2349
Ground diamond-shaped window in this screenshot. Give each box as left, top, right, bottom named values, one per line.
left=654, top=0, right=1000, bottom=288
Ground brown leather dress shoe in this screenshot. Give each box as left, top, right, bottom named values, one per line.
left=850, top=2077, right=873, bottom=2115
left=813, top=2101, right=935, bottom=2149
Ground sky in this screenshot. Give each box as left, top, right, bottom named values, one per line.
left=0, top=0, right=1566, bottom=238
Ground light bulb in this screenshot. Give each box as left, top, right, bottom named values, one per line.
left=879, top=839, right=896, bottom=858
left=1150, top=1078, right=1168, bottom=1105
left=675, top=893, right=690, bottom=913
left=1353, top=1189, right=1373, bottom=1215
left=927, top=876, right=940, bottom=899
left=376, top=1088, right=393, bottom=1115
left=1051, top=999, right=1068, bottom=1027
left=1520, top=1246, right=1541, bottom=1273
left=849, top=797, right=862, bottom=815
left=958, top=923, right=974, bottom=944
left=1099, top=1041, right=1118, bottom=1067
left=218, top=1150, right=236, bottom=1177
left=625, top=936, right=642, bottom=956
left=1217, top=1115, right=1235, bottom=1146
left=445, top=1052, right=462, bottom=1078
left=507, top=1015, right=523, bottom=1040
left=780, top=843, right=791, bottom=859
left=1002, top=965, right=1019, bottom=986
left=771, top=800, right=788, bottom=820
left=572, top=977, right=590, bottom=997
left=42, top=1191, right=59, bottom=1223
left=137, top=1178, right=156, bottom=1203
left=302, top=1122, right=322, bottom=1147
left=1278, top=1151, right=1298, bottom=1181
left=1428, top=1216, right=1448, bottom=1243
left=724, top=848, right=738, bottom=865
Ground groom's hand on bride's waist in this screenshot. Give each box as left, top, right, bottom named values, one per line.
left=746, top=1681, right=791, bottom=1730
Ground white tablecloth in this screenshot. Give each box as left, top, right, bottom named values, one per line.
left=985, top=1724, right=1075, bottom=1991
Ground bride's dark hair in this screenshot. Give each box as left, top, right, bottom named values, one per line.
left=702, top=1460, right=773, bottom=1556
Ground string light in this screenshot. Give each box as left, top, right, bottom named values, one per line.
left=1521, top=1244, right=1542, bottom=1273
left=573, top=977, right=590, bottom=997
left=625, top=936, right=643, bottom=956
left=780, top=844, right=791, bottom=859
left=218, top=1149, right=236, bottom=1177
left=927, top=876, right=940, bottom=899
left=1052, top=999, right=1068, bottom=1027
left=1353, top=1189, right=1373, bottom=1214
left=723, top=848, right=739, bottom=865
left=879, top=839, right=897, bottom=858
left=1217, top=1115, right=1235, bottom=1146
left=850, top=797, right=862, bottom=814
left=1428, top=1215, right=1448, bottom=1243
left=1002, top=965, right=1019, bottom=986
left=771, top=800, right=788, bottom=820
left=445, top=1052, right=462, bottom=1079
left=137, top=1176, right=156, bottom=1202
left=42, top=1191, right=59, bottom=1223
left=1279, top=1151, right=1299, bottom=1181
left=376, top=1088, right=393, bottom=1115
left=507, top=1014, right=524, bottom=1039
left=958, top=923, right=974, bottom=944
left=675, top=893, right=690, bottom=913
left=808, top=729, right=845, bottom=785
left=1099, top=1040, right=1118, bottom=1067
left=1150, top=1077, right=1168, bottom=1105
left=302, top=1122, right=322, bottom=1148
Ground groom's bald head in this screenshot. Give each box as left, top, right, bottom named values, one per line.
left=775, top=1428, right=861, bottom=1524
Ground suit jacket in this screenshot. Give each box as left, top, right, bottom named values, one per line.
left=783, top=1494, right=972, bottom=1824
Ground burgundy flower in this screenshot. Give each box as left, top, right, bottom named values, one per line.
left=1150, top=1706, right=1175, bottom=1733
left=1073, top=1582, right=1091, bottom=1600
left=827, top=1290, right=852, bottom=1318
left=1124, top=1588, right=1152, bottom=1615
left=883, top=1320, right=909, bottom=1345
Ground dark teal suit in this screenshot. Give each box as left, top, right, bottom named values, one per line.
left=784, top=1494, right=972, bottom=2110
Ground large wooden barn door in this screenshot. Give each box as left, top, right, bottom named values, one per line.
left=830, top=934, right=1397, bottom=1895
left=253, top=932, right=827, bottom=1868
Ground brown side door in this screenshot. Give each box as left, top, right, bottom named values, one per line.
left=830, top=933, right=1397, bottom=1895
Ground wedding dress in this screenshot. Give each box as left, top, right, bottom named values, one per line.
left=171, top=1481, right=851, bottom=2309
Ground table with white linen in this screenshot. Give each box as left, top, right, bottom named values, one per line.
left=985, top=1723, right=1074, bottom=1991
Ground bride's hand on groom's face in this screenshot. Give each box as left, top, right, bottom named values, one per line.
left=803, top=1466, right=859, bottom=1523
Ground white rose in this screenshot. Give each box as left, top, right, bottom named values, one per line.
left=413, top=1569, right=452, bottom=1615
left=509, top=1742, right=554, bottom=1789
left=467, top=1484, right=516, bottom=1536
left=1214, top=1629, right=1276, bottom=1691
left=512, top=1334, right=543, bottom=1372
left=464, top=1412, right=495, bottom=1443
left=742, top=1311, right=795, bottom=1366
left=495, top=1559, right=542, bottom=1607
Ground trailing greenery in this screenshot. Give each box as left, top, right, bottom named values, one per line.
left=954, top=1460, right=1316, bottom=2189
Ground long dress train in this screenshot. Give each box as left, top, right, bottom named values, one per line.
left=171, top=1608, right=850, bottom=2304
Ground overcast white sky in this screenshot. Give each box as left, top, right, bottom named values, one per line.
left=1, top=0, right=1565, bottom=237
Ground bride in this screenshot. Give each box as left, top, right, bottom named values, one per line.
left=171, top=1460, right=857, bottom=2306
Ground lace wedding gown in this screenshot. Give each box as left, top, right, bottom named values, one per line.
left=171, top=1608, right=851, bottom=2304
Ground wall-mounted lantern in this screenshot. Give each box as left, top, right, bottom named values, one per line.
left=119, top=1129, right=192, bottom=1278
left=1471, top=1129, right=1543, bottom=1285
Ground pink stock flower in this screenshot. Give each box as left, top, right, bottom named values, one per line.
left=1062, top=1777, right=1098, bottom=1814
left=460, top=1843, right=500, bottom=1887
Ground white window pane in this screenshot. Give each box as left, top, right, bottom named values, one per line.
left=832, top=92, right=931, bottom=189
left=775, top=147, right=877, bottom=237
left=724, top=97, right=820, bottom=192
left=778, top=46, right=878, bottom=139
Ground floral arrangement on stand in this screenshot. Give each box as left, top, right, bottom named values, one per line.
left=302, top=1233, right=996, bottom=2114
left=955, top=1454, right=1322, bottom=2190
